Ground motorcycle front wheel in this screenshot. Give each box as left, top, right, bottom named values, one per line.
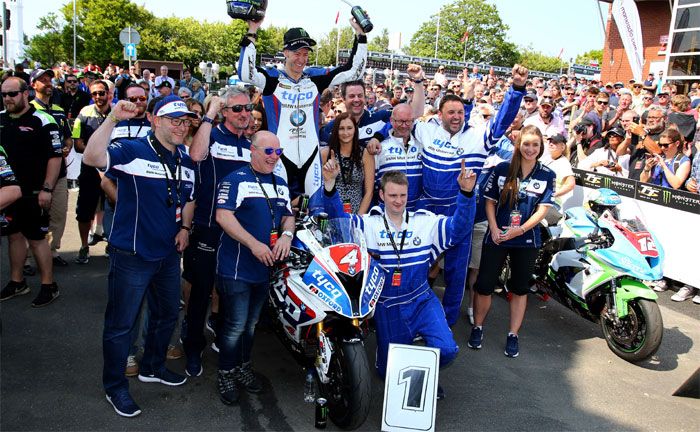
left=319, top=341, right=371, bottom=430
left=600, top=298, right=663, bottom=362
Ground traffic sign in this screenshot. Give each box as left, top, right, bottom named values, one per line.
left=125, top=43, right=137, bottom=57
left=119, top=27, right=140, bottom=45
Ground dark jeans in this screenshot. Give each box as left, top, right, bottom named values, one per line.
left=216, top=276, right=269, bottom=371
left=182, top=225, right=220, bottom=358
left=102, top=247, right=181, bottom=395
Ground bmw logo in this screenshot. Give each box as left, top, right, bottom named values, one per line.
left=366, top=127, right=373, bottom=135
left=533, top=182, right=540, bottom=190
left=412, top=237, right=421, bottom=246
left=290, top=109, right=307, bottom=127
left=456, top=148, right=464, bottom=155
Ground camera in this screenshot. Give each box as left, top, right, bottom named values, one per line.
left=573, top=123, right=587, bottom=134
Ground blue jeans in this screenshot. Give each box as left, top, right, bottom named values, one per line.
left=102, top=247, right=181, bottom=395
left=216, top=276, right=269, bottom=371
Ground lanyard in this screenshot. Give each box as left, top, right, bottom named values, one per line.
left=149, top=135, right=182, bottom=207
left=126, top=119, right=145, bottom=139
left=249, top=164, right=279, bottom=230
left=382, top=212, right=409, bottom=269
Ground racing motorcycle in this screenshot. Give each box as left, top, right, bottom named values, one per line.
left=504, top=189, right=664, bottom=362
left=268, top=202, right=384, bottom=430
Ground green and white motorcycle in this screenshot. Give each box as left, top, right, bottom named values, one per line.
left=525, top=189, right=664, bottom=362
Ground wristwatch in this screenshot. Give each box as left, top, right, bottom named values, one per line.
left=282, top=230, right=293, bottom=238
left=202, top=115, right=214, bottom=124
left=41, top=186, right=54, bottom=193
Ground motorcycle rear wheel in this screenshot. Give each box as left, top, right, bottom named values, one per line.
left=319, top=341, right=371, bottom=430
left=600, top=298, right=663, bottom=362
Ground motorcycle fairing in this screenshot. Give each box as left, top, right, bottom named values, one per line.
left=615, top=278, right=659, bottom=318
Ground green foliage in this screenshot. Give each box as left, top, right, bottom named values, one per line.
left=518, top=47, right=567, bottom=74
left=314, top=27, right=356, bottom=66
left=575, top=49, right=603, bottom=66
left=24, top=13, right=69, bottom=66
left=368, top=28, right=390, bottom=52
left=404, top=0, right=518, bottom=66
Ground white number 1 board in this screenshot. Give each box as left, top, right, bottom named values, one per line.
left=381, top=343, right=440, bottom=432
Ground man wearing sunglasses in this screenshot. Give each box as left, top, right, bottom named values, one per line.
left=0, top=77, right=62, bottom=307
left=109, top=85, right=151, bottom=141
left=240, top=16, right=368, bottom=211
left=60, top=73, right=91, bottom=122
left=214, top=131, right=294, bottom=404
left=29, top=69, right=73, bottom=269
left=83, top=95, right=197, bottom=418
left=184, top=86, right=256, bottom=378
left=72, top=80, right=112, bottom=265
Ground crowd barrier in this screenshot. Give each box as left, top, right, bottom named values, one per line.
left=566, top=169, right=700, bottom=288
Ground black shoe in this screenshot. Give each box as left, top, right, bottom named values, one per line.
left=235, top=362, right=264, bottom=393
left=0, top=280, right=30, bottom=302
left=218, top=369, right=239, bottom=405
left=53, top=255, right=69, bottom=267
left=88, top=233, right=105, bottom=246
left=437, top=384, right=445, bottom=401
left=31, top=283, right=60, bottom=307
left=22, top=264, right=36, bottom=276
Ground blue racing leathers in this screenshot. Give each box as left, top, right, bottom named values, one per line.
left=238, top=35, right=367, bottom=211
left=323, top=186, right=476, bottom=378
left=413, top=86, right=524, bottom=326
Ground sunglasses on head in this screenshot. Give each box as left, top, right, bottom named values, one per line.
left=1, top=90, right=22, bottom=98
left=255, top=145, right=283, bottom=156
left=91, top=90, right=106, bottom=97
left=225, top=103, right=254, bottom=113
left=127, top=96, right=148, bottom=102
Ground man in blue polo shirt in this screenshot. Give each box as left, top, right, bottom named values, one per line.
left=83, top=95, right=197, bottom=418
left=214, top=131, right=295, bottom=405
left=182, top=87, right=254, bottom=377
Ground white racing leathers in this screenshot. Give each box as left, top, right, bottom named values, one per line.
left=238, top=36, right=367, bottom=210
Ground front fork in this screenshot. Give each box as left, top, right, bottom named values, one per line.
left=313, top=319, right=361, bottom=384
left=603, top=278, right=621, bottom=325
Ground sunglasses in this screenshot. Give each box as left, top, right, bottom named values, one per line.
left=65, top=80, right=78, bottom=84
left=596, top=100, right=609, bottom=105
left=164, top=117, right=193, bottom=127
left=1, top=90, right=22, bottom=98
left=255, top=145, right=283, bottom=156
left=566, top=92, right=575, bottom=96
left=127, top=96, right=148, bottom=102
left=658, top=142, right=675, bottom=148
left=633, top=85, right=642, bottom=88
left=225, top=103, right=254, bottom=113
left=91, top=90, right=107, bottom=97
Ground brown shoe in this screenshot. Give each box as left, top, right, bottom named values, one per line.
left=125, top=355, right=139, bottom=377
left=166, top=344, right=184, bottom=360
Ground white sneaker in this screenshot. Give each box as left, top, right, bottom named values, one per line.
left=671, top=286, right=696, bottom=302
left=467, top=307, right=474, bottom=325
left=693, top=295, right=700, bottom=305
left=652, top=279, right=668, bottom=292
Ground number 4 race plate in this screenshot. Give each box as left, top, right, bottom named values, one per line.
left=382, top=344, right=440, bottom=432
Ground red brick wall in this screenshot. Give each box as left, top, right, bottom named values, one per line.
left=601, top=1, right=671, bottom=83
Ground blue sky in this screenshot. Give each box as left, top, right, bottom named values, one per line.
left=31, top=0, right=607, bottom=59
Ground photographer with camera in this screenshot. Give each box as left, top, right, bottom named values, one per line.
left=579, top=126, right=629, bottom=177
left=570, top=117, right=603, bottom=167
left=616, top=108, right=663, bottom=181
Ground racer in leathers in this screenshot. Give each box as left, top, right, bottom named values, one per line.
left=405, top=63, right=528, bottom=327
left=239, top=19, right=368, bottom=210
left=322, top=153, right=477, bottom=397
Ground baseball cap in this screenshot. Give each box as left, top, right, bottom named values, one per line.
left=524, top=90, right=537, bottom=101
left=607, top=126, right=625, bottom=137
left=156, top=80, right=172, bottom=89
left=605, top=82, right=614, bottom=88
left=153, top=95, right=196, bottom=118
left=614, top=82, right=624, bottom=88
left=283, top=27, right=316, bottom=51
left=579, top=117, right=596, bottom=128
left=540, top=96, right=554, bottom=106
left=30, top=69, right=55, bottom=84
left=547, top=134, right=567, bottom=144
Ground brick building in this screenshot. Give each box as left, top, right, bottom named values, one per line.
left=600, top=0, right=671, bottom=84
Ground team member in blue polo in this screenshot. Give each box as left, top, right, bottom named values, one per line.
left=83, top=95, right=197, bottom=418
left=468, top=125, right=555, bottom=358
left=182, top=86, right=254, bottom=377
left=214, top=131, right=295, bottom=405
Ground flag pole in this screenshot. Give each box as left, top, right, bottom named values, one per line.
left=434, top=13, right=440, bottom=58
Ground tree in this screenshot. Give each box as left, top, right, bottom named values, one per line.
left=24, top=13, right=69, bottom=66
left=314, top=27, right=356, bottom=66
left=58, top=0, right=154, bottom=66
left=518, top=47, right=567, bottom=74
left=404, top=0, right=518, bottom=66
left=575, top=49, right=603, bottom=66
left=368, top=28, right=390, bottom=52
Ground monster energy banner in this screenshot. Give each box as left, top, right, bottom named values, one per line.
left=573, top=169, right=700, bottom=214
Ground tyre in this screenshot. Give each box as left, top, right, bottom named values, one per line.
left=318, top=341, right=371, bottom=430
left=600, top=298, right=663, bottom=362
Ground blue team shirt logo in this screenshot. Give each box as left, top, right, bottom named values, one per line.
left=290, top=109, right=307, bottom=127
left=412, top=236, right=421, bottom=246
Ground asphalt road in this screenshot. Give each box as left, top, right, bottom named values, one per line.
left=1, top=190, right=698, bottom=431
